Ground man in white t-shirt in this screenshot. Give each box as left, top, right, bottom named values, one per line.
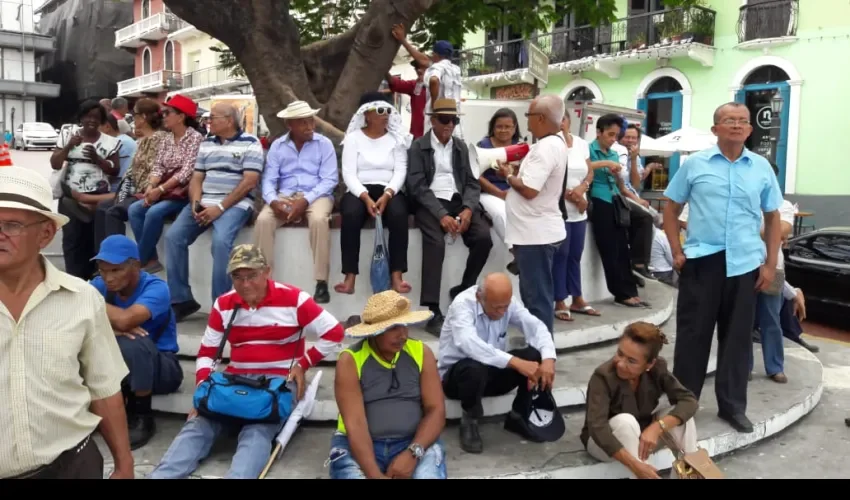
left=500, top=95, right=568, bottom=334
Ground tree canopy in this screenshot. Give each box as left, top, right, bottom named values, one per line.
left=165, top=0, right=616, bottom=143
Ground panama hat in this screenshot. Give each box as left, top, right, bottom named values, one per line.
left=346, top=290, right=434, bottom=338
left=277, top=100, right=320, bottom=120
left=0, top=166, right=69, bottom=228
left=426, top=98, right=463, bottom=116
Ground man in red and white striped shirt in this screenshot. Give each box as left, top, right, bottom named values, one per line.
left=150, top=244, right=344, bottom=479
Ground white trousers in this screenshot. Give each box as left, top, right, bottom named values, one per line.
left=478, top=193, right=508, bottom=248
left=586, top=406, right=698, bottom=478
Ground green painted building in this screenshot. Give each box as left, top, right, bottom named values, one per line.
left=458, top=0, right=850, bottom=227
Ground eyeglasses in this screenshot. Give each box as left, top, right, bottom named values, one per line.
left=0, top=220, right=47, bottom=237
left=435, top=115, right=459, bottom=126
left=368, top=107, right=393, bottom=116
left=718, top=118, right=751, bottom=126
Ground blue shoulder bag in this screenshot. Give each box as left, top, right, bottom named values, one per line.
left=370, top=216, right=391, bottom=293
left=192, top=304, right=296, bottom=426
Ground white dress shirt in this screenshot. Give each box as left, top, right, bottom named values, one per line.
left=437, top=286, right=557, bottom=379
left=429, top=132, right=457, bottom=201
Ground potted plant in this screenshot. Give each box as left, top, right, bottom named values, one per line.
left=631, top=32, right=647, bottom=50
left=662, top=10, right=686, bottom=42
left=689, top=8, right=715, bottom=45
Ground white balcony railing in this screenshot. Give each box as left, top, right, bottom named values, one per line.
left=115, top=13, right=182, bottom=48
left=117, top=70, right=183, bottom=97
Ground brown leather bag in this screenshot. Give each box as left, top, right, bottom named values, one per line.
left=661, top=431, right=724, bottom=479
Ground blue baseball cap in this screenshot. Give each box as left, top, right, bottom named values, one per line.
left=91, top=235, right=140, bottom=264
left=433, top=40, right=453, bottom=58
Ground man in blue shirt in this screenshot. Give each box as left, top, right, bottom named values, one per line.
left=662, top=102, right=783, bottom=433
left=90, top=235, right=183, bottom=449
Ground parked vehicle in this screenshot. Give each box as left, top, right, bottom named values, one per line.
left=784, top=227, right=850, bottom=328
left=14, top=122, right=60, bottom=150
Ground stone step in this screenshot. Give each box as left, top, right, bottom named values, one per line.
left=152, top=332, right=718, bottom=421
left=116, top=342, right=824, bottom=479
left=173, top=281, right=674, bottom=362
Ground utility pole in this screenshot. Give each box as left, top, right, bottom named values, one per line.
left=17, top=2, right=26, bottom=124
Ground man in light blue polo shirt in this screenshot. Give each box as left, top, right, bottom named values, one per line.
left=662, top=102, right=783, bottom=434
left=90, top=235, right=183, bottom=450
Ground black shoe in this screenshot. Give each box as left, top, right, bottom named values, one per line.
left=506, top=260, right=519, bottom=276
left=633, top=266, right=657, bottom=282
left=460, top=412, right=483, bottom=454
left=128, top=414, right=156, bottom=450
left=314, top=281, right=330, bottom=304
left=752, top=329, right=762, bottom=344
left=449, top=284, right=468, bottom=302
left=425, top=312, right=444, bottom=337
left=798, top=339, right=820, bottom=353
left=172, top=300, right=201, bottom=323
left=718, top=411, right=754, bottom=433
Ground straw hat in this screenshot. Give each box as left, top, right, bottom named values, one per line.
left=277, top=100, right=320, bottom=120
left=0, top=166, right=69, bottom=227
left=426, top=98, right=463, bottom=116
left=346, top=291, right=434, bottom=338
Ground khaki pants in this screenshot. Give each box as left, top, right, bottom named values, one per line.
left=586, top=406, right=698, bottom=478
left=253, top=194, right=333, bottom=281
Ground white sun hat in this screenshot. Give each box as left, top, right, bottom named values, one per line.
left=0, top=166, right=69, bottom=228
left=276, top=100, right=320, bottom=120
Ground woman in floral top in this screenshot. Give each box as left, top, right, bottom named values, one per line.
left=127, top=94, right=204, bottom=272
left=94, top=97, right=168, bottom=252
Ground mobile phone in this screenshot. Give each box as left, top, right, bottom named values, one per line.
left=194, top=201, right=203, bottom=213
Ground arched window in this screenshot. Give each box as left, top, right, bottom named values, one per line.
left=142, top=47, right=152, bottom=75
left=164, top=41, right=175, bottom=72
left=566, top=86, right=596, bottom=101
left=141, top=0, right=151, bottom=18
left=646, top=77, right=682, bottom=94
left=744, top=65, right=790, bottom=85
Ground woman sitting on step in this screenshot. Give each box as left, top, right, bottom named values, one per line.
left=581, top=321, right=699, bottom=479
left=329, top=291, right=447, bottom=479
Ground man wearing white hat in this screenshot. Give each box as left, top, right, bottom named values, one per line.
left=0, top=166, right=134, bottom=479
left=255, top=100, right=338, bottom=304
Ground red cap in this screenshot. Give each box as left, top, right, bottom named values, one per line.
left=164, top=94, right=198, bottom=118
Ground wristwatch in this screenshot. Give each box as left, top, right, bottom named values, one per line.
left=408, top=443, right=424, bottom=460
left=657, top=419, right=669, bottom=432
left=216, top=202, right=225, bottom=212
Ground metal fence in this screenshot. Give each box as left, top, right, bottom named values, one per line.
left=737, top=0, right=798, bottom=44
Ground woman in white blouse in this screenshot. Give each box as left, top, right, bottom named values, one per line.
left=335, top=92, right=413, bottom=295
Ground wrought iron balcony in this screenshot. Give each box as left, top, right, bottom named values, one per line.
left=737, top=0, right=798, bottom=44
left=117, top=70, right=183, bottom=97
left=459, top=6, right=716, bottom=78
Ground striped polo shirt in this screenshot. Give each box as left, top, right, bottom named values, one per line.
left=195, top=130, right=265, bottom=211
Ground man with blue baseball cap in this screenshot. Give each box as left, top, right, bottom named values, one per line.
left=90, top=234, right=184, bottom=449
left=424, top=39, right=464, bottom=140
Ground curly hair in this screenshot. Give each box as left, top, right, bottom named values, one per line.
left=622, top=321, right=669, bottom=362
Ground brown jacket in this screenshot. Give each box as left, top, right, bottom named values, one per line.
left=580, top=357, right=699, bottom=457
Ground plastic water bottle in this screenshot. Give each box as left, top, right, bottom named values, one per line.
left=444, top=217, right=461, bottom=245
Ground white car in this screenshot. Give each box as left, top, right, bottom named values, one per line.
left=14, top=122, right=59, bottom=150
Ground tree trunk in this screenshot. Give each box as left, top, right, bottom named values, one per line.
left=164, top=0, right=436, bottom=144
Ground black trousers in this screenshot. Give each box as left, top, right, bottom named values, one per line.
left=628, top=202, right=654, bottom=267
left=443, top=346, right=542, bottom=418
left=590, top=198, right=638, bottom=301
left=415, top=194, right=493, bottom=307
left=6, top=435, right=103, bottom=479
left=117, top=335, right=184, bottom=395
left=339, top=185, right=409, bottom=275
left=673, top=251, right=758, bottom=415
left=58, top=197, right=96, bottom=279
left=94, top=196, right=137, bottom=254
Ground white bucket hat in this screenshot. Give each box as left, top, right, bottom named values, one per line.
left=0, top=166, right=69, bottom=228
left=277, top=100, right=320, bottom=120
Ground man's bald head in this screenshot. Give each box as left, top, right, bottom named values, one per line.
left=477, top=273, right=513, bottom=320
left=99, top=98, right=112, bottom=112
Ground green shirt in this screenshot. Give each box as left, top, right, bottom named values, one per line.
left=589, top=139, right=620, bottom=203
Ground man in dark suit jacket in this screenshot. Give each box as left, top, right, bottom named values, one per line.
left=406, top=99, right=493, bottom=335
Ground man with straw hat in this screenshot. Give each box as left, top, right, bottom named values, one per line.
left=0, top=166, right=134, bottom=479
left=330, top=290, right=447, bottom=479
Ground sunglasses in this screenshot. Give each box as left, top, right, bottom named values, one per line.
left=368, top=107, right=393, bottom=116
left=435, top=115, right=460, bottom=126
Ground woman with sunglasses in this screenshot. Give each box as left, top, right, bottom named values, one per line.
left=336, top=92, right=413, bottom=295
left=127, top=95, right=204, bottom=273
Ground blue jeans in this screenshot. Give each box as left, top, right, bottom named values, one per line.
left=513, top=241, right=562, bottom=334
left=327, top=432, right=447, bottom=479
left=750, top=292, right=784, bottom=376
left=127, top=199, right=188, bottom=264
left=148, top=414, right=281, bottom=479
left=165, top=204, right=252, bottom=304
left=553, top=220, right=587, bottom=302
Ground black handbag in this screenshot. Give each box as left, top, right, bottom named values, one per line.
left=607, top=174, right=631, bottom=228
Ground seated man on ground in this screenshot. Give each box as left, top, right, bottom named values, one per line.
left=649, top=224, right=677, bottom=288
left=149, top=244, right=344, bottom=479
left=330, top=290, right=447, bottom=479
left=438, top=272, right=556, bottom=454
left=89, top=235, right=183, bottom=450
left=582, top=321, right=699, bottom=479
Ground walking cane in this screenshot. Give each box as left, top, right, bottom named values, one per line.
left=258, top=443, right=283, bottom=479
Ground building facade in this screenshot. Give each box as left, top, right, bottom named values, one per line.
left=459, top=0, right=850, bottom=226
left=0, top=0, right=59, bottom=131
left=115, top=0, right=186, bottom=99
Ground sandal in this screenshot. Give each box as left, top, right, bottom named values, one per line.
left=570, top=305, right=601, bottom=317
left=555, top=309, right=573, bottom=322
